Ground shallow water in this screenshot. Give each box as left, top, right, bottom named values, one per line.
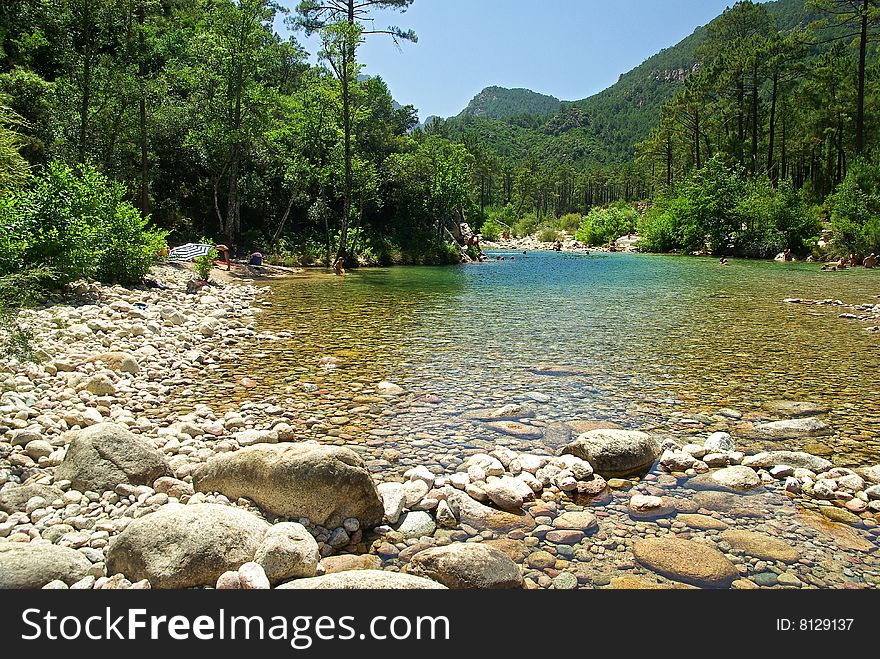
left=225, top=251, right=879, bottom=467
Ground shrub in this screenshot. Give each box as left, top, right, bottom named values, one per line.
left=558, top=213, right=582, bottom=233
left=828, top=158, right=880, bottom=256
left=480, top=217, right=502, bottom=241
left=194, top=249, right=218, bottom=281
left=538, top=227, right=559, bottom=243
left=575, top=203, right=639, bottom=246
left=0, top=162, right=166, bottom=287
left=513, top=212, right=539, bottom=238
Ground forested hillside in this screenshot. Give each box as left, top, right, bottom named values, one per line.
left=459, top=86, right=562, bottom=120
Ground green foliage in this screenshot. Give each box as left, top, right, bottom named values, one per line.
left=0, top=162, right=165, bottom=287
left=0, top=267, right=54, bottom=362
left=828, top=157, right=880, bottom=255
left=639, top=156, right=820, bottom=256
left=0, top=106, right=30, bottom=193
left=558, top=213, right=582, bottom=233
left=513, top=212, right=539, bottom=238
left=194, top=249, right=219, bottom=281
left=459, top=87, right=561, bottom=120
left=537, top=227, right=559, bottom=243
left=575, top=203, right=639, bottom=246
left=479, top=216, right=502, bottom=241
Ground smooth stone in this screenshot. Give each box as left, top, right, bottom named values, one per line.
left=632, top=537, right=739, bottom=589
left=405, top=543, right=523, bottom=589
left=254, top=522, right=320, bottom=583
left=719, top=530, right=799, bottom=563
left=0, top=543, right=92, bottom=589
left=563, top=429, right=660, bottom=477
left=277, top=570, right=446, bottom=590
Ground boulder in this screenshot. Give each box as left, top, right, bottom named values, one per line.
left=404, top=544, right=522, bottom=589
left=632, top=537, right=739, bottom=588
left=0, top=543, right=92, bottom=589
left=277, top=570, right=446, bottom=590
left=741, top=451, right=833, bottom=473
left=562, top=429, right=660, bottom=477
left=55, top=422, right=171, bottom=493
left=0, top=484, right=64, bottom=514
left=377, top=482, right=406, bottom=524
left=105, top=504, right=269, bottom=589
left=192, top=444, right=383, bottom=529
left=704, top=432, right=734, bottom=452
left=254, top=522, right=320, bottom=583
left=395, top=511, right=436, bottom=539
left=319, top=555, right=382, bottom=574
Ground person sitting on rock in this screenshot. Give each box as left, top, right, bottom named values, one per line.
left=214, top=244, right=232, bottom=271
left=334, top=255, right=346, bottom=276
left=865, top=253, right=877, bottom=269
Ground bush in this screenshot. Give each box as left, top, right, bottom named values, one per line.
left=828, top=158, right=880, bottom=256
left=480, top=216, right=502, bottom=241
left=558, top=213, right=582, bottom=233
left=0, top=162, right=167, bottom=287
left=538, top=227, right=559, bottom=243
left=194, top=249, right=219, bottom=281
left=575, top=202, right=639, bottom=246
left=513, top=212, right=539, bottom=238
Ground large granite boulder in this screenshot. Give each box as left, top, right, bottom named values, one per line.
left=192, top=443, right=383, bottom=529
left=105, top=504, right=269, bottom=589
left=277, top=570, right=446, bottom=590
left=0, top=543, right=92, bottom=589
left=562, top=429, right=660, bottom=477
left=55, top=422, right=171, bottom=493
left=254, top=522, right=320, bottom=584
left=404, top=543, right=523, bottom=589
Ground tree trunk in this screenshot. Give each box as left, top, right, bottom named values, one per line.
left=138, top=0, right=149, bottom=218
left=857, top=0, right=868, bottom=156
left=337, top=0, right=357, bottom=260
left=694, top=109, right=701, bottom=170
left=768, top=68, right=778, bottom=186
left=751, top=61, right=759, bottom=175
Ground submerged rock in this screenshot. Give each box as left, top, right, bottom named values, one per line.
left=750, top=417, right=832, bottom=439
left=632, top=537, right=738, bottom=588
left=741, top=451, right=832, bottom=473
left=404, top=543, right=523, bottom=589
left=719, top=530, right=799, bottom=563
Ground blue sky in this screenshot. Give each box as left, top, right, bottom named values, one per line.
left=278, top=0, right=760, bottom=120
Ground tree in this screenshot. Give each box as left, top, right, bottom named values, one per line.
left=812, top=0, right=880, bottom=155
left=293, top=0, right=417, bottom=259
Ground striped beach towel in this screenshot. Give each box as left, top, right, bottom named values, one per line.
left=168, top=243, right=214, bottom=262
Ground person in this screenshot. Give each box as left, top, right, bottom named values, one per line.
left=609, top=240, right=617, bottom=253
left=249, top=251, right=263, bottom=266
left=553, top=240, right=562, bottom=252
left=865, top=253, right=877, bottom=269
left=837, top=257, right=848, bottom=270
left=214, top=244, right=232, bottom=271
left=783, top=248, right=792, bottom=262
left=334, top=255, right=346, bottom=276
left=850, top=252, right=860, bottom=267
left=719, top=257, right=729, bottom=266
left=158, top=244, right=170, bottom=260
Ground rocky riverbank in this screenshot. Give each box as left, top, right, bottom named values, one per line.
left=1, top=265, right=878, bottom=590
left=784, top=296, right=880, bottom=332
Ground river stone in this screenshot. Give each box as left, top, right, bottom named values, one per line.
left=55, top=422, right=172, bottom=493
left=628, top=494, right=676, bottom=520
left=395, top=511, right=436, bottom=539
left=461, top=405, right=535, bottom=421
left=567, top=420, right=624, bottom=434
left=483, top=477, right=531, bottom=512
left=484, top=421, right=543, bottom=439
left=751, top=417, right=832, bottom=439
left=741, top=451, right=833, bottom=473
left=277, top=570, right=446, bottom=590
left=704, top=432, right=734, bottom=452
left=819, top=506, right=863, bottom=526
left=404, top=543, right=522, bottom=589
left=609, top=575, right=697, bottom=590
left=552, top=510, right=599, bottom=533
left=443, top=488, right=536, bottom=533
left=632, top=537, right=738, bottom=588
left=687, top=465, right=761, bottom=492
left=764, top=401, right=831, bottom=418
left=0, top=484, right=64, bottom=514
left=319, top=554, right=382, bottom=574
left=691, top=490, right=760, bottom=515
left=253, top=522, right=319, bottom=583
left=562, top=429, right=660, bottom=477
left=797, top=513, right=876, bottom=552
left=105, top=504, right=269, bottom=589
left=677, top=514, right=729, bottom=531
left=192, top=443, right=383, bottom=529
left=0, top=543, right=92, bottom=589
left=88, top=351, right=140, bottom=374
left=377, top=482, right=406, bottom=524
left=720, top=530, right=799, bottom=563
left=540, top=422, right=572, bottom=450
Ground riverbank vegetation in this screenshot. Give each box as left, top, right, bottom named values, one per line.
left=1, top=0, right=880, bottom=280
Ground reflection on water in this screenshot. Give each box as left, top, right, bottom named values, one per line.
left=221, top=252, right=880, bottom=466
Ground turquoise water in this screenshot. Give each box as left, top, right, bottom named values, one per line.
left=228, top=251, right=880, bottom=466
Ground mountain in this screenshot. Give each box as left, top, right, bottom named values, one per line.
left=459, top=86, right=562, bottom=120
left=438, top=0, right=818, bottom=167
